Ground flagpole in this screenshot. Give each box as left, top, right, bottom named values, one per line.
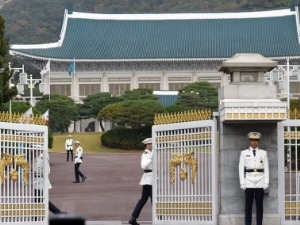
left=49, top=59, right=51, bottom=102
left=73, top=57, right=76, bottom=105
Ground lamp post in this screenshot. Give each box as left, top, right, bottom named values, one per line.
left=18, top=73, right=44, bottom=106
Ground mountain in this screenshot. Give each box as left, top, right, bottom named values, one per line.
left=0, top=0, right=292, bottom=45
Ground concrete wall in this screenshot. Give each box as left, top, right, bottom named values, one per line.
left=219, top=122, right=280, bottom=225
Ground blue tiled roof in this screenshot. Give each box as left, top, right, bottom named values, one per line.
left=10, top=9, right=300, bottom=60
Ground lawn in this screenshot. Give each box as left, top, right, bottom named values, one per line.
left=51, top=132, right=140, bottom=153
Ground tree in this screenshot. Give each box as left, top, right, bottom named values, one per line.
left=0, top=16, right=17, bottom=108
left=98, top=99, right=165, bottom=129
left=175, top=81, right=218, bottom=111
left=122, top=88, right=158, bottom=100
left=78, top=92, right=122, bottom=131
left=35, top=94, right=79, bottom=133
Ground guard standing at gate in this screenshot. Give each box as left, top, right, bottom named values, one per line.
left=239, top=132, right=269, bottom=225
left=65, top=135, right=74, bottom=161
left=129, top=138, right=153, bottom=225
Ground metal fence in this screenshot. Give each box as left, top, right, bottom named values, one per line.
left=278, top=120, right=300, bottom=225
left=0, top=122, right=48, bottom=225
left=152, top=119, right=218, bottom=225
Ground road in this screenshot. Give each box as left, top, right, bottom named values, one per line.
left=49, top=152, right=152, bottom=223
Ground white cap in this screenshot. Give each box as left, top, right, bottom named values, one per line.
left=142, top=138, right=152, bottom=144
left=247, top=132, right=262, bottom=139
left=68, top=135, right=71, bottom=138
left=74, top=140, right=80, bottom=144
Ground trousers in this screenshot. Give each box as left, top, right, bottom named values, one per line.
left=131, top=185, right=152, bottom=218
left=75, top=163, right=85, bottom=182
left=34, top=189, right=61, bottom=214
left=245, top=188, right=264, bottom=225
left=67, top=150, right=73, bottom=161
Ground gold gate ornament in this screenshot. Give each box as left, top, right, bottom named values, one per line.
left=0, top=153, right=29, bottom=184
left=169, top=152, right=198, bottom=184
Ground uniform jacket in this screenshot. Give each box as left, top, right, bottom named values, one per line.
left=33, top=153, right=52, bottom=190
left=239, top=148, right=269, bottom=188
left=139, top=149, right=153, bottom=186
left=65, top=138, right=74, bottom=151
left=74, top=146, right=83, bottom=164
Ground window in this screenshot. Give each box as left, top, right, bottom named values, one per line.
left=138, top=83, right=160, bottom=91
left=169, top=83, right=190, bottom=91
left=109, top=84, right=130, bottom=96
left=79, top=84, right=101, bottom=96
left=50, top=85, right=71, bottom=96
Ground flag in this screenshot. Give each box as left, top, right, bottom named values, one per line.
left=68, top=60, right=75, bottom=76
left=43, top=109, right=49, bottom=125
left=40, top=61, right=50, bottom=76
left=24, top=107, right=33, bottom=116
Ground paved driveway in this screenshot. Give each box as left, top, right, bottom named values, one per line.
left=49, top=152, right=152, bottom=223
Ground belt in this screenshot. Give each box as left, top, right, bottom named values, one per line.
left=144, top=170, right=152, bottom=173
left=245, top=168, right=264, bottom=172
left=67, top=145, right=72, bottom=146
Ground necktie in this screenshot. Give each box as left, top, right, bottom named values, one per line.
left=253, top=149, right=256, bottom=157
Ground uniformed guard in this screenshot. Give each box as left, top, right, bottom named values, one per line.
left=129, top=138, right=153, bottom=225
left=73, top=140, right=86, bottom=183
left=33, top=145, right=66, bottom=214
left=65, top=135, right=74, bottom=161
left=239, top=132, right=269, bottom=225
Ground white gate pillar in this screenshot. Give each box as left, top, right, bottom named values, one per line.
left=218, top=53, right=286, bottom=225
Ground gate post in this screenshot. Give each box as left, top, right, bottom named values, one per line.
left=217, top=53, right=287, bottom=225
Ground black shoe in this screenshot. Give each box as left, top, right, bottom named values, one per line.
left=82, top=176, right=86, bottom=182
left=129, top=217, right=139, bottom=225
left=60, top=211, right=67, bottom=214
left=73, top=181, right=80, bottom=183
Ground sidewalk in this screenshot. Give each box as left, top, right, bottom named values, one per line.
left=49, top=152, right=152, bottom=224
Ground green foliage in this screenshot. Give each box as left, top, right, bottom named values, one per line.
left=165, top=104, right=190, bottom=113
left=175, top=81, right=218, bottom=111
left=35, top=94, right=79, bottom=133
left=79, top=92, right=122, bottom=119
left=0, top=15, right=17, bottom=108
left=0, top=0, right=291, bottom=45
left=290, top=99, right=300, bottom=109
left=122, top=88, right=158, bottom=100
left=101, top=127, right=150, bottom=150
left=99, top=99, right=165, bottom=129
left=78, top=92, right=122, bottom=131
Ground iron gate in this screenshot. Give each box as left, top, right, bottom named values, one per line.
left=0, top=122, right=48, bottom=225
left=278, top=119, right=300, bottom=225
left=152, top=119, right=218, bottom=225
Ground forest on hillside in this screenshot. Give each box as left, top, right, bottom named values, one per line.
left=0, top=0, right=294, bottom=44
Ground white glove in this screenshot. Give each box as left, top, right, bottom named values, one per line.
left=240, top=184, right=246, bottom=190
left=263, top=183, right=268, bottom=190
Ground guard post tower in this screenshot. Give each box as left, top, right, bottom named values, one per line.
left=218, top=53, right=287, bottom=225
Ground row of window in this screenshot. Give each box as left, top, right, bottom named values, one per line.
left=49, top=82, right=217, bottom=97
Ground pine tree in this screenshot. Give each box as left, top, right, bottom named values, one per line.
left=0, top=16, right=17, bottom=107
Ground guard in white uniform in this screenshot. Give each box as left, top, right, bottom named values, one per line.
left=65, top=135, right=74, bottom=161
left=73, top=140, right=86, bottom=183
left=129, top=138, right=153, bottom=225
left=33, top=148, right=65, bottom=214
left=239, top=132, right=269, bottom=225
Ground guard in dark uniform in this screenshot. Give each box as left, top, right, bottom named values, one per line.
left=129, top=138, right=153, bottom=225
left=239, top=132, right=269, bottom=225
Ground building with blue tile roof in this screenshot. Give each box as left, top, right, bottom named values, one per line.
left=9, top=4, right=300, bottom=104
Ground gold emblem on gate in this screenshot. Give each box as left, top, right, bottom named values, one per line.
left=0, top=153, right=29, bottom=184
left=169, top=152, right=198, bottom=184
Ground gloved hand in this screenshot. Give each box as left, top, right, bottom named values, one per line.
left=263, top=183, right=268, bottom=190
left=240, top=184, right=246, bottom=190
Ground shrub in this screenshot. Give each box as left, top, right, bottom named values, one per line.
left=101, top=126, right=151, bottom=150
